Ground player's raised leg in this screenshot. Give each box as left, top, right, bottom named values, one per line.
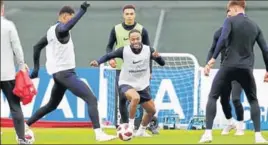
left=231, top=81, right=244, bottom=136
left=24, top=79, right=66, bottom=143
left=54, top=69, right=116, bottom=141
left=26, top=81, right=66, bottom=127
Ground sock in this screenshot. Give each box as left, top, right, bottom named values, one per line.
left=204, top=129, right=212, bottom=136
left=255, top=132, right=262, bottom=138
left=25, top=123, right=29, bottom=130
left=237, top=121, right=243, bottom=129
left=129, top=118, right=135, bottom=127
left=227, top=118, right=234, bottom=125
left=138, top=125, right=146, bottom=132
left=94, top=128, right=102, bottom=136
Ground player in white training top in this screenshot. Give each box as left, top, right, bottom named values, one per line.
left=90, top=29, right=165, bottom=137
left=28, top=2, right=116, bottom=142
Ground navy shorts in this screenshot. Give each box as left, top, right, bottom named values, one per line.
left=119, top=85, right=152, bottom=104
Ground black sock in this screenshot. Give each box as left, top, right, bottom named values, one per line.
left=119, top=96, right=129, bottom=124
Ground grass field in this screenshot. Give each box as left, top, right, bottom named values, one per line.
left=1, top=128, right=268, bottom=144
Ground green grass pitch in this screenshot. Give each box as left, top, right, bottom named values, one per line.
left=1, top=128, right=268, bottom=144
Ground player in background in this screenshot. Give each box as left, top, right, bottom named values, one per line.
left=204, top=11, right=245, bottom=136
left=90, top=29, right=165, bottom=137
left=200, top=0, right=268, bottom=143
left=106, top=4, right=158, bottom=134
left=27, top=2, right=116, bottom=142
left=1, top=1, right=30, bottom=144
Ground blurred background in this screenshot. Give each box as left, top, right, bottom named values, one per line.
left=4, top=1, right=268, bottom=68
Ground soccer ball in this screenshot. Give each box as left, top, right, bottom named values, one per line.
left=117, top=123, right=133, bottom=141
left=25, top=129, right=35, bottom=143
left=16, top=129, right=35, bottom=144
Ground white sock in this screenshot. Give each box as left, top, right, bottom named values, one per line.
left=129, top=118, right=135, bottom=126
left=255, top=132, right=262, bottom=138
left=94, top=128, right=103, bottom=136
left=228, top=118, right=234, bottom=125
left=237, top=121, right=243, bottom=129
left=24, top=123, right=29, bottom=131
left=138, top=125, right=146, bottom=132
left=204, top=129, right=212, bottom=136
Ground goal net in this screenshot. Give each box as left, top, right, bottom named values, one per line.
left=99, top=53, right=200, bottom=128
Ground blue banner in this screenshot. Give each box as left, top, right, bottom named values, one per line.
left=1, top=68, right=100, bottom=122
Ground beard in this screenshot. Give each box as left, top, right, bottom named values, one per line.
left=130, top=42, right=142, bottom=54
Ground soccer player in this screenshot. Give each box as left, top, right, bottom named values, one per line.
left=90, top=29, right=165, bottom=137
left=1, top=1, right=29, bottom=144
left=204, top=11, right=244, bottom=136
left=106, top=4, right=156, bottom=133
left=27, top=2, right=116, bottom=142
left=200, top=0, right=268, bottom=143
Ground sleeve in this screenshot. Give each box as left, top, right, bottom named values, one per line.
left=33, top=35, right=48, bottom=71
left=56, top=8, right=86, bottom=33
left=142, top=28, right=151, bottom=46
left=141, top=28, right=152, bottom=73
left=97, top=47, right=124, bottom=64
left=9, top=22, right=25, bottom=70
left=256, top=27, right=268, bottom=71
left=212, top=18, right=232, bottom=59
left=150, top=47, right=165, bottom=66
left=206, top=30, right=219, bottom=64
left=106, top=27, right=117, bottom=53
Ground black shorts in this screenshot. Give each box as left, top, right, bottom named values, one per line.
left=119, top=84, right=152, bottom=104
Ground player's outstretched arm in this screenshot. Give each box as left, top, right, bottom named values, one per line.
left=90, top=47, right=124, bottom=67
left=57, top=1, right=90, bottom=33
left=150, top=47, right=165, bottom=66
left=256, top=27, right=268, bottom=72
left=30, top=35, right=48, bottom=79
left=212, top=18, right=231, bottom=60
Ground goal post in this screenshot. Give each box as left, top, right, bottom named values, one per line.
left=98, top=53, right=201, bottom=128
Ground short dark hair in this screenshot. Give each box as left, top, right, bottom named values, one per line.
left=59, top=6, right=75, bottom=15
left=122, top=4, right=135, bottom=12
left=228, top=0, right=246, bottom=9
left=129, top=29, right=141, bottom=37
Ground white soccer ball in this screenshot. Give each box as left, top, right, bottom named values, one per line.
left=25, top=129, right=35, bottom=143
left=16, top=129, right=35, bottom=144
left=117, top=123, right=133, bottom=141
